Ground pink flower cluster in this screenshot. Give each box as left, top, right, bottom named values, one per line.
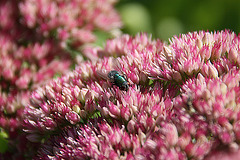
left=0, top=0, right=121, bottom=137
left=21, top=30, right=240, bottom=159
left=173, top=69, right=240, bottom=159
left=19, top=0, right=122, bottom=48
left=148, top=30, right=239, bottom=81
left=0, top=25, right=71, bottom=135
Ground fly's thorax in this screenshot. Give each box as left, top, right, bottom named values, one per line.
left=108, top=70, right=119, bottom=79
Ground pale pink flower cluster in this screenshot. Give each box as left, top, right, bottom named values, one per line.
left=0, top=31, right=71, bottom=134
left=173, top=69, right=240, bottom=159
left=19, top=0, right=122, bottom=48
left=148, top=30, right=240, bottom=82
left=0, top=0, right=121, bottom=135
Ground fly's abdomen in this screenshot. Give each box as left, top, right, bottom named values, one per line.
left=114, top=74, right=126, bottom=87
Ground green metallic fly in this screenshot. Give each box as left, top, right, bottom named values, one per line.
left=107, top=70, right=129, bottom=91
left=97, top=58, right=129, bottom=91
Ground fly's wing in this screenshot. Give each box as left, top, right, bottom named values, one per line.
left=111, top=58, right=125, bottom=75
left=112, top=58, right=130, bottom=88
left=96, top=69, right=109, bottom=81
left=95, top=68, right=119, bottom=94
left=96, top=58, right=123, bottom=82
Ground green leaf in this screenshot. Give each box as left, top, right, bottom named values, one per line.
left=148, top=79, right=154, bottom=86
left=0, top=129, right=8, bottom=153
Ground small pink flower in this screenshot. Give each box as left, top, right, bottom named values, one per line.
left=65, top=111, right=81, bottom=124
left=0, top=0, right=17, bottom=30
left=161, top=123, right=179, bottom=146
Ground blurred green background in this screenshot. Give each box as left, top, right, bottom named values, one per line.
left=116, top=0, right=240, bottom=41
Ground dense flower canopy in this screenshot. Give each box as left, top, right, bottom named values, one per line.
left=1, top=0, right=240, bottom=159
left=20, top=30, right=240, bottom=159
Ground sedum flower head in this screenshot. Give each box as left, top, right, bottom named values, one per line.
left=0, top=32, right=71, bottom=134
left=21, top=30, right=240, bottom=159
left=36, top=120, right=140, bottom=159
left=19, top=0, right=122, bottom=48
left=147, top=30, right=240, bottom=82
left=173, top=68, right=240, bottom=159
left=0, top=0, right=122, bottom=133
